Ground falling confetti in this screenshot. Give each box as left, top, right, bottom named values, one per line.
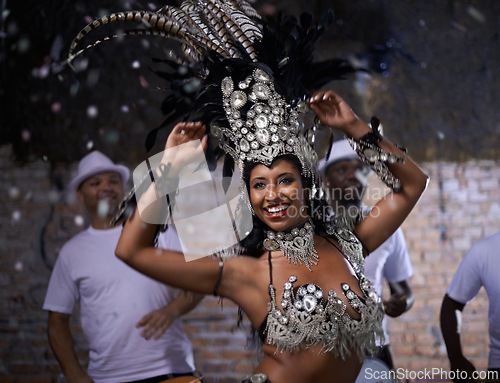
left=51, top=102, right=62, bottom=113
left=74, top=215, right=85, bottom=226
left=70, top=83, right=79, bottom=97
left=97, top=200, right=110, bottom=218
left=139, top=75, right=149, bottom=88
left=451, top=21, right=467, bottom=32
left=74, top=57, right=89, bottom=72
left=467, top=6, right=486, bottom=23
left=17, top=37, right=30, bottom=54
left=86, top=69, right=100, bottom=87
left=103, top=130, right=119, bottom=144
left=86, top=105, right=98, bottom=119
left=38, top=63, right=50, bottom=79
left=12, top=210, right=21, bottom=222
left=9, top=187, right=20, bottom=199
left=14, top=261, right=23, bottom=272
left=21, top=129, right=30, bottom=141
left=183, top=78, right=201, bottom=93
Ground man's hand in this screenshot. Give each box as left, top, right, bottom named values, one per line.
left=136, top=306, right=177, bottom=341
left=383, top=293, right=408, bottom=317
left=136, top=291, right=203, bottom=340
left=385, top=280, right=414, bottom=317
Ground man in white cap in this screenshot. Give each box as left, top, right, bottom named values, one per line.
left=43, top=151, right=201, bottom=383
left=320, top=139, right=414, bottom=370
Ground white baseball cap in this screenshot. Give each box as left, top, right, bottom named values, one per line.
left=318, top=139, right=359, bottom=174
left=69, top=151, right=130, bottom=192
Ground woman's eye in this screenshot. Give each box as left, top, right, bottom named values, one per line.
left=279, top=177, right=293, bottom=185
left=252, top=182, right=265, bottom=189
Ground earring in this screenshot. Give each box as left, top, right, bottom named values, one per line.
left=241, top=190, right=255, bottom=216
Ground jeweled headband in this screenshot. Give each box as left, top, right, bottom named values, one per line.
left=213, top=67, right=318, bottom=181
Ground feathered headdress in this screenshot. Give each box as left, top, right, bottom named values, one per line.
left=67, top=0, right=354, bottom=176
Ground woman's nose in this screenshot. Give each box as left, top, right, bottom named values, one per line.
left=265, top=184, right=278, bottom=201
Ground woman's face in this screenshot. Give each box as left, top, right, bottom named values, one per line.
left=249, top=158, right=308, bottom=232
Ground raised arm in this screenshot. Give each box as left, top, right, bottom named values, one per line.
left=308, top=91, right=429, bottom=253
left=115, top=122, right=221, bottom=294
left=115, top=122, right=257, bottom=303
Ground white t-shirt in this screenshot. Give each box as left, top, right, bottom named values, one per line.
left=43, top=226, right=195, bottom=382
left=446, top=232, right=500, bottom=368
left=363, top=227, right=413, bottom=344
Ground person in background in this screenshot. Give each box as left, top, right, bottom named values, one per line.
left=319, top=138, right=415, bottom=370
left=43, top=150, right=202, bottom=383
left=440, top=232, right=500, bottom=382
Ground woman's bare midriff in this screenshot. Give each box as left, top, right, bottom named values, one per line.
left=255, top=343, right=363, bottom=383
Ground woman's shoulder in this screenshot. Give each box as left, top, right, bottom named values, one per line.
left=224, top=251, right=267, bottom=275
left=220, top=252, right=270, bottom=304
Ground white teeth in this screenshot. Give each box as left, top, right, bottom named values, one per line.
left=266, top=205, right=288, bottom=213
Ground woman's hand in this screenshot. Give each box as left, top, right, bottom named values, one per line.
left=307, top=91, right=370, bottom=138
left=166, top=121, right=207, bottom=149
left=159, top=121, right=208, bottom=175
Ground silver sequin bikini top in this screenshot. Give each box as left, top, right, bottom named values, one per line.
left=260, top=228, right=385, bottom=360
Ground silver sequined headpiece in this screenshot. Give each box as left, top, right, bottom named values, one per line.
left=212, top=68, right=319, bottom=180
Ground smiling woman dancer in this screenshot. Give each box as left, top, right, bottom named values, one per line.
left=68, top=1, right=428, bottom=382
left=115, top=89, right=428, bottom=383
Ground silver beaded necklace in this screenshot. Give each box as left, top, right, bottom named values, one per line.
left=263, top=218, right=318, bottom=271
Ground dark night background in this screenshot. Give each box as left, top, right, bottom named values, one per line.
left=1, top=0, right=500, bottom=168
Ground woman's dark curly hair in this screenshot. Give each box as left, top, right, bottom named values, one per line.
left=239, top=154, right=331, bottom=257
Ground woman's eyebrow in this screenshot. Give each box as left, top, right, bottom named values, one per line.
left=277, top=172, right=295, bottom=178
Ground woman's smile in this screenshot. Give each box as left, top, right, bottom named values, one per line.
left=263, top=203, right=291, bottom=218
